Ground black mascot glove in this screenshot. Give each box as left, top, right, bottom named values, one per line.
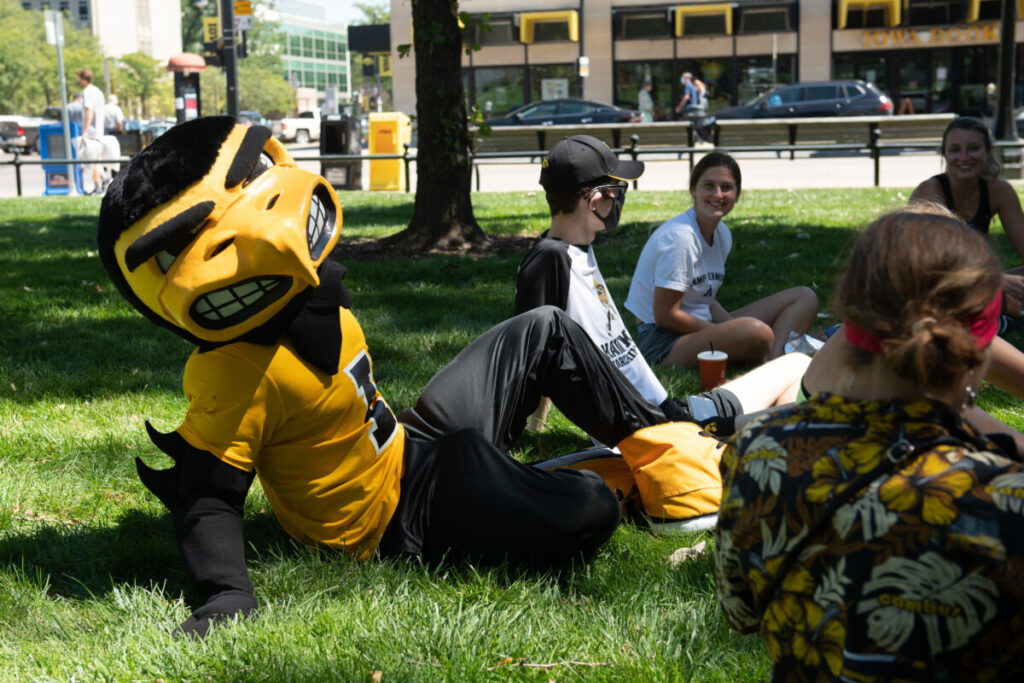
left=177, top=589, right=258, bottom=638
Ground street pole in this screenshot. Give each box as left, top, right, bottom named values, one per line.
left=46, top=10, right=75, bottom=194
left=220, top=0, right=239, bottom=117
left=994, top=0, right=1016, bottom=141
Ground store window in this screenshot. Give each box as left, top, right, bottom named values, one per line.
left=736, top=54, right=796, bottom=104
left=614, top=10, right=672, bottom=39
left=677, top=58, right=734, bottom=112
left=905, top=0, right=961, bottom=25
left=614, top=60, right=673, bottom=120
left=832, top=53, right=887, bottom=89
left=738, top=5, right=794, bottom=34
left=472, top=15, right=517, bottom=45
left=835, top=0, right=900, bottom=30
left=520, top=11, right=579, bottom=43
left=474, top=66, right=526, bottom=117
left=967, top=0, right=1002, bottom=22
left=530, top=63, right=580, bottom=101
left=959, top=45, right=995, bottom=116
left=675, top=4, right=732, bottom=37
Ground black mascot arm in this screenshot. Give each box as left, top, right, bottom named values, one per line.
left=171, top=441, right=257, bottom=638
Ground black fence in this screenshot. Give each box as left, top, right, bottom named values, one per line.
left=4, top=131, right=1024, bottom=197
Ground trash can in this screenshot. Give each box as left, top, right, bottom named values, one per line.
left=320, top=114, right=362, bottom=190
left=368, top=112, right=412, bottom=191
left=39, top=122, right=84, bottom=195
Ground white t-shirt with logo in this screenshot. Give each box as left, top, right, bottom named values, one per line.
left=515, top=236, right=668, bottom=405
left=624, top=208, right=732, bottom=325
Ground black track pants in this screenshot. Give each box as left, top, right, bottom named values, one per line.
left=398, top=306, right=667, bottom=450
left=380, top=429, right=621, bottom=566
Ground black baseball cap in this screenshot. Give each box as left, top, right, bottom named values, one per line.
left=539, top=135, right=645, bottom=192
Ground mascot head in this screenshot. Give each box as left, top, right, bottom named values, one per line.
left=98, top=116, right=342, bottom=345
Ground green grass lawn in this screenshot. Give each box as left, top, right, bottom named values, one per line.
left=1, top=189, right=1022, bottom=681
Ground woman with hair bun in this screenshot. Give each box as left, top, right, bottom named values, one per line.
left=715, top=205, right=1024, bottom=680
left=910, top=115, right=1024, bottom=321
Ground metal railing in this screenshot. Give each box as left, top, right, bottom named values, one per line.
left=5, top=135, right=1024, bottom=197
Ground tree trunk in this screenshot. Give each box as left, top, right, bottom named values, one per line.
left=382, top=0, right=487, bottom=252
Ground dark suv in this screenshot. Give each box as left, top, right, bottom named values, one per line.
left=708, top=80, right=893, bottom=123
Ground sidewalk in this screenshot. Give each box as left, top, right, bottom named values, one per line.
left=466, top=150, right=947, bottom=193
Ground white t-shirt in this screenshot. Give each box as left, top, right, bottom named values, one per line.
left=81, top=83, right=105, bottom=140
left=515, top=237, right=668, bottom=405
left=624, top=208, right=732, bottom=325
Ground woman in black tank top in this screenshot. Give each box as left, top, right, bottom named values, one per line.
left=910, top=116, right=1024, bottom=320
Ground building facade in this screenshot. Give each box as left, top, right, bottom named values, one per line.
left=389, top=0, right=1024, bottom=121
left=21, top=0, right=182, bottom=64
left=262, top=1, right=351, bottom=113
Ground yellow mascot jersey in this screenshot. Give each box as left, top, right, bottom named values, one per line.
left=176, top=307, right=406, bottom=559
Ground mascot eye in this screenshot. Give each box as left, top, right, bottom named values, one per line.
left=242, top=152, right=275, bottom=188
left=151, top=218, right=211, bottom=273
left=155, top=250, right=176, bottom=273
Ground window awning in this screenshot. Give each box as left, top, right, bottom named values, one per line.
left=837, top=0, right=901, bottom=29
left=674, top=4, right=733, bottom=37
left=519, top=10, right=580, bottom=44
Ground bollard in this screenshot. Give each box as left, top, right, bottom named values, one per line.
left=13, top=152, right=22, bottom=197
left=629, top=134, right=640, bottom=190
left=870, top=127, right=881, bottom=187
left=403, top=143, right=411, bottom=193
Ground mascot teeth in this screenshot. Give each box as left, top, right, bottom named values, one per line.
left=307, top=187, right=336, bottom=260
left=193, top=276, right=290, bottom=328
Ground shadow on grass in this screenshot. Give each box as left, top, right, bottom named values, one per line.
left=0, top=507, right=295, bottom=604
left=1, top=199, right=864, bottom=404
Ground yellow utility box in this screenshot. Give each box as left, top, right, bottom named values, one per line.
left=368, top=112, right=412, bottom=191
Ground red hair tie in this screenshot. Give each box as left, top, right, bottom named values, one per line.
left=844, top=291, right=1002, bottom=353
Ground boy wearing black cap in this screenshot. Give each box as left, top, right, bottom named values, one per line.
left=515, top=135, right=809, bottom=433
left=515, top=135, right=691, bottom=422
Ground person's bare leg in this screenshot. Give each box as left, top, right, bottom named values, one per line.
left=718, top=352, right=812, bottom=411
left=731, top=287, right=819, bottom=359
left=986, top=336, right=1024, bottom=398
left=661, top=317, right=773, bottom=367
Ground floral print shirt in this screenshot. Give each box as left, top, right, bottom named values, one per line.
left=715, top=393, right=1024, bottom=681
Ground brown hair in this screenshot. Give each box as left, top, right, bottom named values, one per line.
left=941, top=116, right=1000, bottom=180
left=76, top=68, right=94, bottom=84
left=836, top=204, right=1001, bottom=388
left=689, top=152, right=741, bottom=198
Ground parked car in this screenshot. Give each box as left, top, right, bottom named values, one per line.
left=238, top=110, right=269, bottom=127
left=0, top=118, right=28, bottom=153
left=0, top=108, right=60, bottom=154
left=146, top=119, right=177, bottom=139
left=272, top=110, right=322, bottom=144
left=707, top=80, right=893, bottom=125
left=484, top=99, right=642, bottom=126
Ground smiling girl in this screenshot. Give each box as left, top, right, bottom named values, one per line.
left=624, top=152, right=818, bottom=367
left=910, top=116, right=1024, bottom=318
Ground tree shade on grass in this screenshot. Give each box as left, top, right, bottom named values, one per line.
left=1, top=189, right=1022, bottom=680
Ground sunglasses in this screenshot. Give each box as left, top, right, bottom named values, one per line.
left=589, top=182, right=628, bottom=201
